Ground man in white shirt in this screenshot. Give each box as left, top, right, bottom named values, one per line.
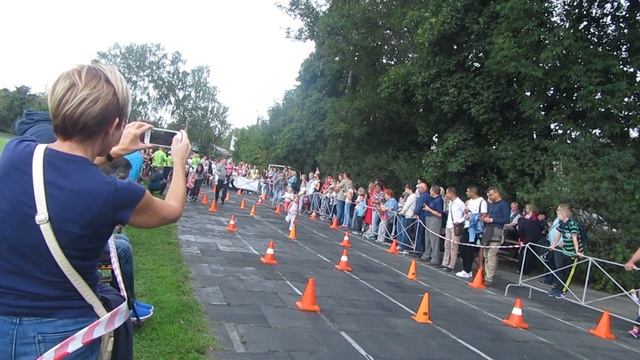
left=442, top=187, right=466, bottom=272
left=398, top=185, right=417, bottom=252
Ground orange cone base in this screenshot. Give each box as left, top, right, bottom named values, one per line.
left=502, top=318, right=529, bottom=330
left=335, top=264, right=352, bottom=272
left=340, top=241, right=352, bottom=248
left=411, top=314, right=433, bottom=324
left=296, top=301, right=320, bottom=312
left=260, top=256, right=278, bottom=265
left=226, top=228, right=237, bottom=233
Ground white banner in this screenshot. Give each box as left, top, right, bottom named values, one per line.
left=233, top=176, right=259, bottom=192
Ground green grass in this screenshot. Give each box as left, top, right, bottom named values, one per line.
left=0, top=132, right=11, bottom=154
left=125, top=223, right=215, bottom=359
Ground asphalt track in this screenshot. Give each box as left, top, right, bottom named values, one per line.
left=178, top=190, right=640, bottom=359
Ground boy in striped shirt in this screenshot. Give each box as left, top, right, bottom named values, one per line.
left=548, top=204, right=584, bottom=299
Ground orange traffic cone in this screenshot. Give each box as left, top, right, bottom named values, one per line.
left=469, top=268, right=486, bottom=289
left=260, top=241, right=278, bottom=265
left=310, top=211, right=319, bottom=221
left=240, top=198, right=246, bottom=209
left=329, top=217, right=339, bottom=230
left=386, top=240, right=399, bottom=255
left=225, top=215, right=237, bottom=233
left=274, top=204, right=282, bottom=215
left=589, top=311, right=616, bottom=340
left=502, top=298, right=529, bottom=329
left=208, top=200, right=218, bottom=213
left=250, top=205, right=257, bottom=216
left=335, top=249, right=352, bottom=272
left=237, top=189, right=242, bottom=196
left=412, top=292, right=433, bottom=324
left=340, top=232, right=352, bottom=248
left=407, top=260, right=417, bottom=280
left=288, top=223, right=297, bottom=240
left=225, top=192, right=231, bottom=202
left=296, top=278, right=320, bottom=312
left=200, top=193, right=209, bottom=205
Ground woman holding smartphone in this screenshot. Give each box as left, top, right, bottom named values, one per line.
left=0, top=63, right=191, bottom=359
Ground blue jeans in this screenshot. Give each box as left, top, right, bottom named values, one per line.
left=371, top=210, right=380, bottom=235
left=398, top=217, right=415, bottom=250
left=342, top=202, right=352, bottom=227
left=0, top=316, right=100, bottom=359
left=336, top=200, right=345, bottom=223
left=114, top=234, right=135, bottom=300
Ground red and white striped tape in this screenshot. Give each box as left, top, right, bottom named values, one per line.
left=38, top=237, right=129, bottom=360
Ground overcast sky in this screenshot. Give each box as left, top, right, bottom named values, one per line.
left=0, top=0, right=314, bottom=129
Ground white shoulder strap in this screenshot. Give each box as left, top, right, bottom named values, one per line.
left=32, top=144, right=107, bottom=317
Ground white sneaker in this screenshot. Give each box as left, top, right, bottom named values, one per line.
left=456, top=271, right=472, bottom=279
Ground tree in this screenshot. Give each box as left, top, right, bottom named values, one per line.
left=95, top=43, right=230, bottom=155
left=0, top=86, right=47, bottom=132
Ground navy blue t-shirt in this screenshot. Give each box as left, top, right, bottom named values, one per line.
left=0, top=137, right=145, bottom=318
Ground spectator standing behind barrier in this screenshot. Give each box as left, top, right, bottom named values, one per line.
left=351, top=187, right=367, bottom=234
left=456, top=186, right=487, bottom=278
left=340, top=173, right=354, bottom=227
left=481, top=187, right=510, bottom=285
left=548, top=204, right=584, bottom=299
left=624, top=248, right=640, bottom=338
left=412, top=182, right=430, bottom=258
left=541, top=216, right=562, bottom=285
left=0, top=63, right=191, bottom=359
left=422, top=186, right=444, bottom=264
left=398, top=185, right=417, bottom=252
left=365, top=183, right=385, bottom=239
left=376, top=189, right=398, bottom=243
left=516, top=211, right=548, bottom=275
left=441, top=187, right=466, bottom=272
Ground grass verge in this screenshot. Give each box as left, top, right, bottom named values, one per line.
left=125, top=224, right=215, bottom=359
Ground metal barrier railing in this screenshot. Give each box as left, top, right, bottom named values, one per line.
left=247, top=186, right=640, bottom=325
left=505, top=242, right=640, bottom=325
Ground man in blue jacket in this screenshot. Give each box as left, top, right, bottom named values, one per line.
left=481, top=186, right=510, bottom=285
left=422, top=185, right=444, bottom=265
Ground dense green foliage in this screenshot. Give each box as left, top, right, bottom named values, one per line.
left=234, top=0, right=640, bottom=288
left=0, top=86, right=47, bottom=132
left=96, top=43, right=230, bottom=155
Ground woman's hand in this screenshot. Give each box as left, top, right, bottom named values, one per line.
left=112, top=122, right=153, bottom=157
left=171, top=130, right=192, bottom=164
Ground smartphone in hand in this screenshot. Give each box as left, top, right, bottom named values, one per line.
left=142, top=128, right=180, bottom=148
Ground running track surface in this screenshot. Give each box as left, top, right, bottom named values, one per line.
left=178, top=191, right=640, bottom=360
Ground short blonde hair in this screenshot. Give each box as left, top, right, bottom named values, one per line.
left=48, top=63, right=130, bottom=141
left=556, top=204, right=572, bottom=216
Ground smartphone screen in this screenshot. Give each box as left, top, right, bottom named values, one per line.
left=147, top=129, right=177, bottom=148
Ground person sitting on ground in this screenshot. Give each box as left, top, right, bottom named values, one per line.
left=548, top=204, right=585, bottom=299
left=99, top=158, right=154, bottom=321
left=148, top=166, right=167, bottom=195
left=0, top=63, right=191, bottom=359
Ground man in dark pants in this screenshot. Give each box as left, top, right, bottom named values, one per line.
left=412, top=181, right=430, bottom=258
left=214, top=160, right=228, bottom=204
left=517, top=211, right=547, bottom=275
